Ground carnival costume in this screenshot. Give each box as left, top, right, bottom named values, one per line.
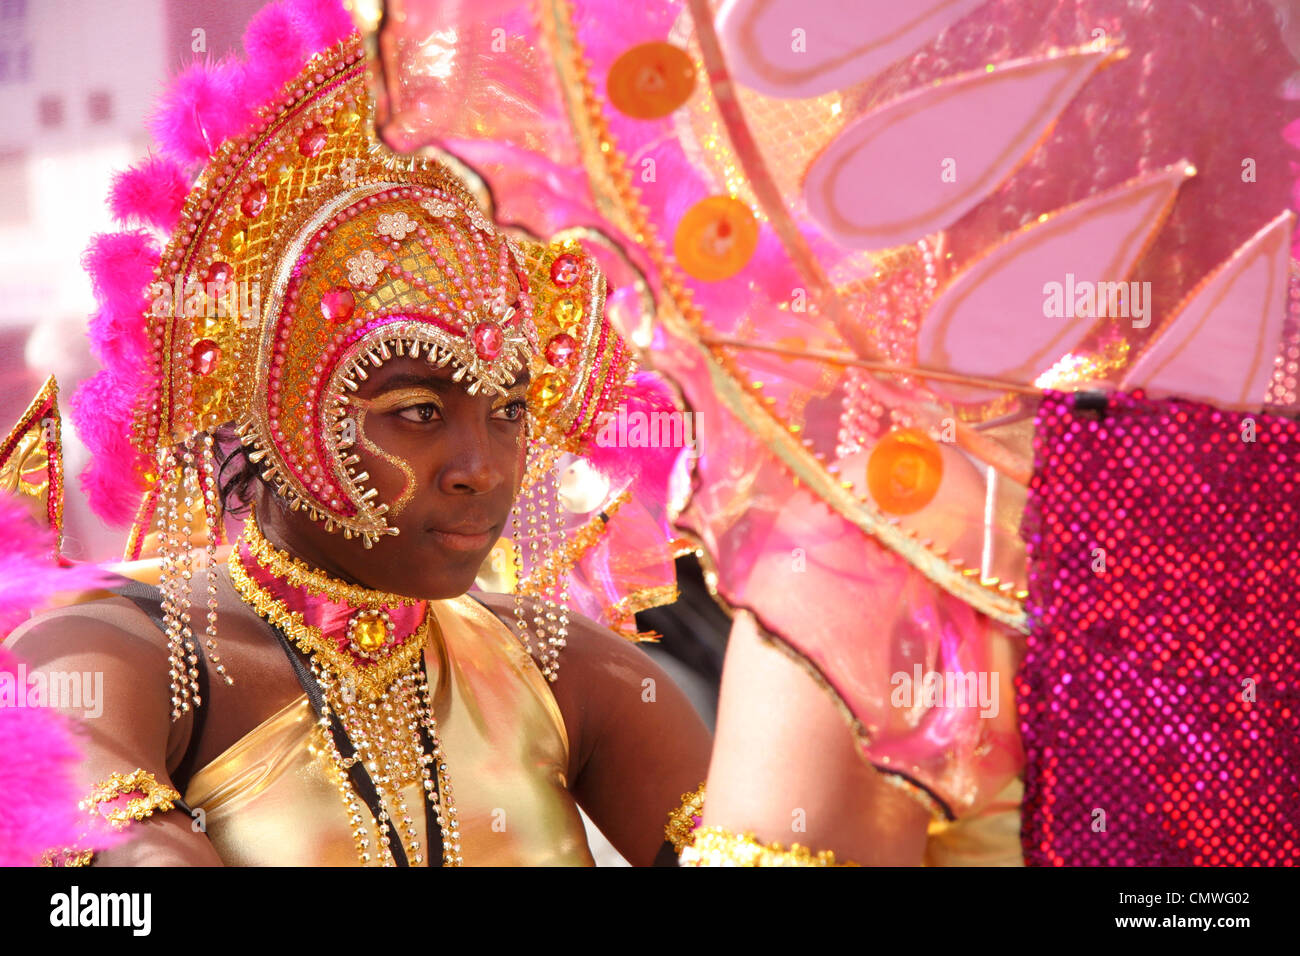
left=343, top=0, right=1298, bottom=865
left=0, top=0, right=692, bottom=866
left=5, top=0, right=1298, bottom=869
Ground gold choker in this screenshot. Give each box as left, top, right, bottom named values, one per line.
left=240, top=510, right=423, bottom=609
left=229, top=517, right=462, bottom=866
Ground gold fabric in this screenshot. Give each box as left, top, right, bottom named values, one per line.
left=184, top=594, right=594, bottom=866
left=923, top=777, right=1025, bottom=867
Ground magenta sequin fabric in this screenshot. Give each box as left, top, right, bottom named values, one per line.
left=1018, top=390, right=1300, bottom=866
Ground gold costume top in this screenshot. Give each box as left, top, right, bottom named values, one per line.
left=183, top=594, right=595, bottom=866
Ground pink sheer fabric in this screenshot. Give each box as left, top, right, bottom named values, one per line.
left=676, top=368, right=1025, bottom=818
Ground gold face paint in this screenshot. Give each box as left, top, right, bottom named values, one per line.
left=360, top=387, right=446, bottom=417
left=349, top=381, right=528, bottom=517
left=351, top=402, right=418, bottom=518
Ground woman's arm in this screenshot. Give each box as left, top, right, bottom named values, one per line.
left=700, top=610, right=931, bottom=865
left=476, top=591, right=712, bottom=866
left=5, top=604, right=224, bottom=865
left=550, top=615, right=713, bottom=866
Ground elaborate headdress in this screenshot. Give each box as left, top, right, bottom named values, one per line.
left=74, top=0, right=643, bottom=716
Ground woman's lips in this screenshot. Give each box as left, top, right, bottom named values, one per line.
left=426, top=526, right=496, bottom=552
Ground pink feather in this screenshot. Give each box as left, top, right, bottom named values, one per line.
left=0, top=491, right=125, bottom=864
left=0, top=646, right=86, bottom=866
left=241, top=2, right=309, bottom=104
left=82, top=231, right=158, bottom=311
left=82, top=231, right=158, bottom=379
left=69, top=370, right=150, bottom=527
left=87, top=302, right=153, bottom=379
left=78, top=232, right=155, bottom=523
left=585, top=371, right=684, bottom=496
left=149, top=56, right=251, bottom=165
left=0, top=495, right=118, bottom=636
left=108, top=155, right=190, bottom=232
left=285, top=0, right=355, bottom=54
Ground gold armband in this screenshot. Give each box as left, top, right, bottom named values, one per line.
left=678, top=826, right=857, bottom=867
left=664, top=783, right=706, bottom=854
left=40, top=769, right=181, bottom=867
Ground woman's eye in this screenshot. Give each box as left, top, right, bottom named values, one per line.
left=494, top=399, right=527, bottom=422
left=397, top=403, right=441, bottom=423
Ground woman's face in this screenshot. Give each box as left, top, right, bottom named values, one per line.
left=258, top=354, right=530, bottom=599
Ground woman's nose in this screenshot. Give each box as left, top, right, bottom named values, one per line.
left=437, top=416, right=507, bottom=495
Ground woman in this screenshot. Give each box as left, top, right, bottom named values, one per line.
left=4, top=6, right=708, bottom=867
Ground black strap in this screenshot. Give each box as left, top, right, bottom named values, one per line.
left=265, top=621, right=444, bottom=868
left=110, top=579, right=209, bottom=794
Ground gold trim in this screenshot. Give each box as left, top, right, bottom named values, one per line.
left=609, top=583, right=680, bottom=621
left=679, top=826, right=856, bottom=866
left=229, top=535, right=430, bottom=700
left=0, top=374, right=64, bottom=549
left=664, top=782, right=706, bottom=854
left=241, top=511, right=422, bottom=607
left=82, top=769, right=181, bottom=830
left=40, top=768, right=181, bottom=867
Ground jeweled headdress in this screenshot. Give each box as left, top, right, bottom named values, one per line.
left=73, top=0, right=646, bottom=713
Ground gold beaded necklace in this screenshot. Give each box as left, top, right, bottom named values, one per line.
left=229, top=517, right=462, bottom=866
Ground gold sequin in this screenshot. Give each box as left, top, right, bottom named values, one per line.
left=679, top=826, right=856, bottom=866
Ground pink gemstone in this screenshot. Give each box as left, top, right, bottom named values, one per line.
left=320, top=288, right=355, bottom=323
left=192, top=339, right=221, bottom=376
left=241, top=180, right=268, bottom=217
left=550, top=253, right=582, bottom=287
left=544, top=333, right=577, bottom=368
left=472, top=322, right=504, bottom=361
left=204, top=261, right=232, bottom=285
left=298, top=123, right=328, bottom=157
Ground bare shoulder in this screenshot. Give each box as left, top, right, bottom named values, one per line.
left=470, top=590, right=668, bottom=694
left=4, top=592, right=179, bottom=767
left=470, top=589, right=709, bottom=775
left=3, top=592, right=223, bottom=864
left=5, top=591, right=170, bottom=670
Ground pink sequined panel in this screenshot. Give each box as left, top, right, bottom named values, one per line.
left=1018, top=390, right=1300, bottom=866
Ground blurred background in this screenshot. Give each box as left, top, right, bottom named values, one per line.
left=0, top=0, right=270, bottom=560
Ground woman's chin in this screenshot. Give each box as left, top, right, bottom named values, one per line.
left=396, top=564, right=484, bottom=602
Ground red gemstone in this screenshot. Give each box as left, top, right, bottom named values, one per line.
left=320, top=287, right=355, bottom=323
left=241, top=180, right=268, bottom=217
left=298, top=123, right=328, bottom=157
left=472, top=321, right=504, bottom=361
left=549, top=253, right=582, bottom=288
left=204, top=261, right=233, bottom=286
left=192, top=339, right=221, bottom=376
left=544, top=333, right=577, bottom=368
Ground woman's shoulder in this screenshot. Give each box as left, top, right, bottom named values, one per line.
left=3, top=588, right=170, bottom=670
left=467, top=589, right=655, bottom=675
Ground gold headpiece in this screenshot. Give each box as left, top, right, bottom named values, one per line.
left=88, top=29, right=635, bottom=714
left=133, top=34, right=629, bottom=550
